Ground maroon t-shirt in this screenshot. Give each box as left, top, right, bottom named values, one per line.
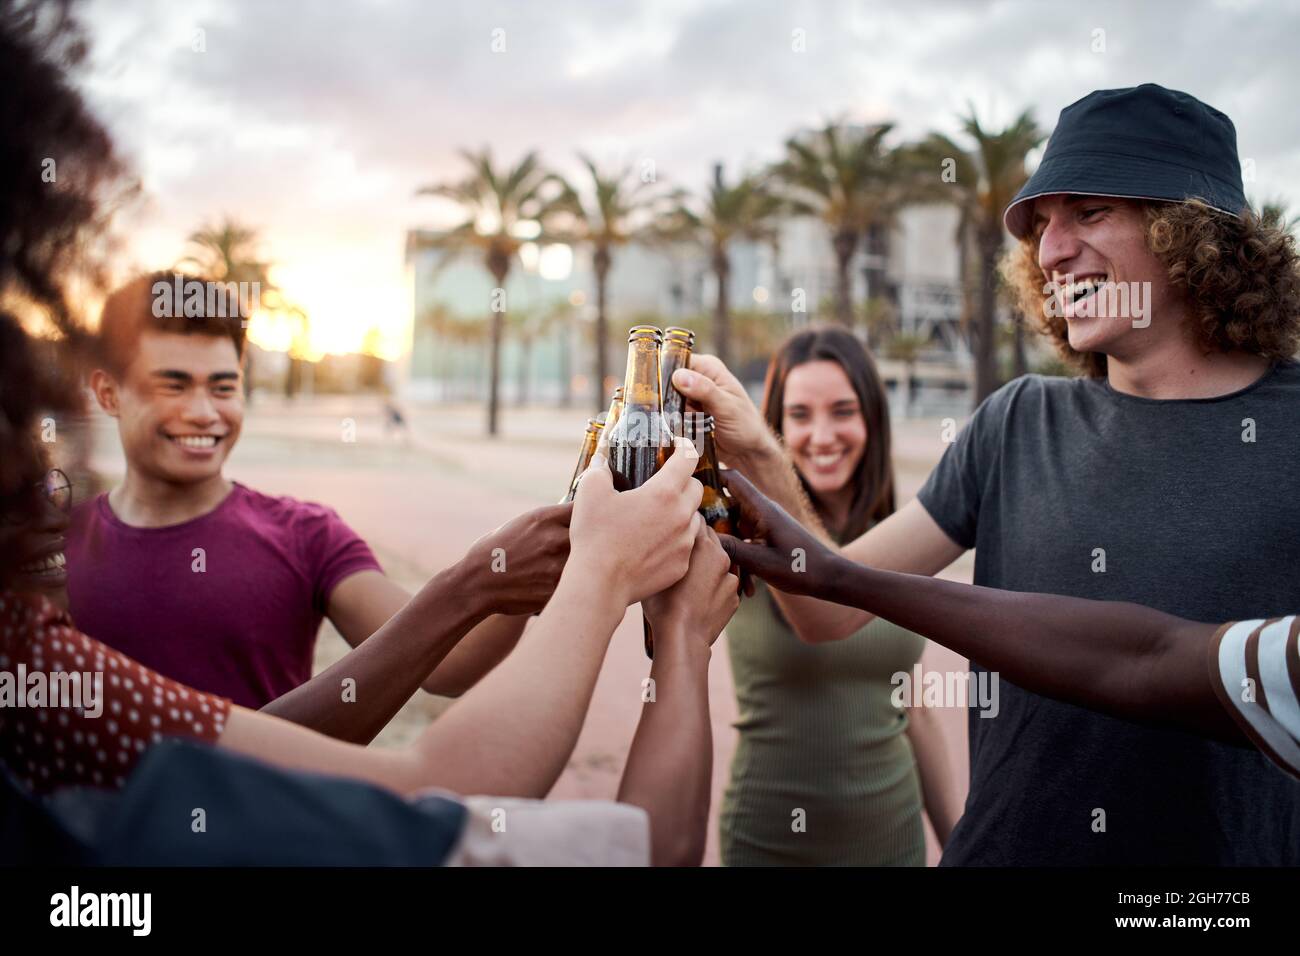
left=66, top=483, right=382, bottom=709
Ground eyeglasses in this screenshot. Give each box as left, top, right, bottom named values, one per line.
left=42, top=469, right=72, bottom=513
left=0, top=469, right=72, bottom=526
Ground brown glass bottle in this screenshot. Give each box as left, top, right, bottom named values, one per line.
left=603, top=386, right=624, bottom=430
left=686, top=413, right=739, bottom=534
left=562, top=418, right=604, bottom=503
left=659, top=327, right=695, bottom=439
left=605, top=326, right=673, bottom=492
left=606, top=326, right=673, bottom=660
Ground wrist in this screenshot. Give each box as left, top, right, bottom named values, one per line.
left=419, top=558, right=492, bottom=628
left=733, top=433, right=783, bottom=478
left=555, top=553, right=630, bottom=619
left=649, top=624, right=713, bottom=672
left=823, top=552, right=861, bottom=605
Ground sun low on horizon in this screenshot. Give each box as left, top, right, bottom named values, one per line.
left=107, top=222, right=416, bottom=365
left=246, top=253, right=413, bottom=364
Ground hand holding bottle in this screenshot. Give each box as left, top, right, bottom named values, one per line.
left=715, top=465, right=843, bottom=597
left=568, top=436, right=704, bottom=608
left=670, top=354, right=780, bottom=471
left=642, top=521, right=739, bottom=653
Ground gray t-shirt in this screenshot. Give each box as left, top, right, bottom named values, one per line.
left=918, top=361, right=1300, bottom=865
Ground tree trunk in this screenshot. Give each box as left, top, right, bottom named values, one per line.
left=832, top=229, right=859, bottom=326
left=1013, top=318, right=1028, bottom=378
left=973, top=229, right=1001, bottom=405
left=487, top=262, right=508, bottom=437
left=713, top=243, right=732, bottom=366
left=594, top=245, right=611, bottom=412
left=243, top=347, right=255, bottom=404
left=559, top=312, right=572, bottom=408
left=284, top=357, right=300, bottom=399
left=518, top=338, right=531, bottom=407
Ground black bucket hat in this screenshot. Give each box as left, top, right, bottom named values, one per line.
left=1004, top=83, right=1247, bottom=239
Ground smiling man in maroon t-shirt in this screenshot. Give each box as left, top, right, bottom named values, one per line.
left=67, top=272, right=551, bottom=716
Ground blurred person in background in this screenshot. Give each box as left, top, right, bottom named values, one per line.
left=720, top=327, right=958, bottom=866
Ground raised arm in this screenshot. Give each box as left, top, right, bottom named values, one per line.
left=262, top=503, right=571, bottom=742
left=717, top=467, right=1239, bottom=743
left=405, top=502, right=570, bottom=695
left=770, top=498, right=964, bottom=643
left=618, top=523, right=739, bottom=866
left=420, top=614, right=531, bottom=696
left=219, top=439, right=706, bottom=799
left=671, top=355, right=964, bottom=643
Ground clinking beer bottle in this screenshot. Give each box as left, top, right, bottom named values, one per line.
left=686, top=413, right=739, bottom=534
left=606, top=326, right=673, bottom=492
left=604, top=386, right=624, bottom=430
left=606, top=325, right=673, bottom=660
left=561, top=417, right=604, bottom=504
left=659, top=327, right=695, bottom=439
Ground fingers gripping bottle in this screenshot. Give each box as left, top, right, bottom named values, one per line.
left=605, top=325, right=674, bottom=659
left=562, top=417, right=604, bottom=504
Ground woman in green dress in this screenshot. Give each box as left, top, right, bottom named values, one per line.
left=720, top=327, right=959, bottom=866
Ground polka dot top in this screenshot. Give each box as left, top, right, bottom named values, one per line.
left=0, top=591, right=231, bottom=797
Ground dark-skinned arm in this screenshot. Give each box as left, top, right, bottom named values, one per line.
left=418, top=614, right=530, bottom=696
left=261, top=503, right=571, bottom=744
left=718, top=467, right=1243, bottom=745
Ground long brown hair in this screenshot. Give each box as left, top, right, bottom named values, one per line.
left=761, top=326, right=896, bottom=542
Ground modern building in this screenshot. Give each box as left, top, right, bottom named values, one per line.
left=403, top=200, right=977, bottom=411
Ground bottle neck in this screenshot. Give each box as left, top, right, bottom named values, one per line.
left=622, top=337, right=663, bottom=410
left=565, top=425, right=603, bottom=501
left=660, top=343, right=691, bottom=423
left=699, top=430, right=725, bottom=486
left=686, top=422, right=724, bottom=489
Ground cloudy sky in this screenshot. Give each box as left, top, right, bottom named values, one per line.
left=78, top=0, right=1300, bottom=358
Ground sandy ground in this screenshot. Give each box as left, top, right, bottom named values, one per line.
left=83, top=394, right=974, bottom=866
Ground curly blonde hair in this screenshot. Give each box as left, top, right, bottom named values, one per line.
left=1000, top=200, right=1300, bottom=377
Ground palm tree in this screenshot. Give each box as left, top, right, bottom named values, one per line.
left=179, top=217, right=277, bottom=398
left=555, top=156, right=676, bottom=412
left=412, top=148, right=568, bottom=436
left=1258, top=197, right=1299, bottom=237
left=905, top=107, right=1044, bottom=404
left=282, top=304, right=310, bottom=399
left=771, top=122, right=901, bottom=326
left=666, top=164, right=782, bottom=366
left=180, top=217, right=276, bottom=296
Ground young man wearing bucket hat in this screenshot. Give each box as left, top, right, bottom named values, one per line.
left=671, top=83, right=1300, bottom=864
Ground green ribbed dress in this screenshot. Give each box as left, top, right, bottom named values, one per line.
left=720, top=581, right=927, bottom=866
